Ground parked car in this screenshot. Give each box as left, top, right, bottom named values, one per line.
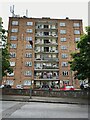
left=60, top=85, right=75, bottom=91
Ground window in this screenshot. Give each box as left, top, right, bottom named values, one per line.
left=10, top=62, right=15, bottom=66
left=63, top=80, right=69, bottom=85
left=25, top=53, right=32, bottom=58
left=60, top=38, right=66, bottom=42
left=60, top=22, right=66, bottom=26
left=11, top=28, right=18, bottom=32
left=10, top=44, right=17, bottom=48
left=26, top=37, right=32, bottom=41
left=61, top=46, right=67, bottom=50
left=25, top=62, right=32, bottom=66
left=61, top=53, right=68, bottom=58
left=75, top=37, right=80, bottom=42
left=44, top=25, right=49, bottom=28
left=44, top=32, right=49, bottom=36
left=26, top=22, right=33, bottom=26
left=74, top=30, right=80, bottom=34
left=60, top=30, right=66, bottom=34
left=24, top=71, right=32, bottom=76
left=73, top=23, right=80, bottom=27
left=23, top=80, right=31, bottom=86
left=62, top=71, right=68, bottom=76
left=26, top=29, right=33, bottom=33
left=61, top=62, right=68, bottom=67
left=7, top=72, right=14, bottom=76
left=12, top=21, right=18, bottom=25
left=26, top=44, right=32, bottom=49
left=6, top=80, right=14, bottom=86
left=10, top=52, right=16, bottom=58
left=10, top=36, right=17, bottom=40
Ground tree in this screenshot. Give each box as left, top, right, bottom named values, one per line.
left=69, top=27, right=90, bottom=83
left=0, top=17, right=13, bottom=78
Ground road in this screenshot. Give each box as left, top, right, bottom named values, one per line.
left=0, top=101, right=88, bottom=119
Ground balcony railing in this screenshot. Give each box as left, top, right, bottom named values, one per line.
left=35, top=42, right=58, bottom=46
left=35, top=34, right=58, bottom=38
left=35, top=50, right=58, bottom=53
left=34, top=58, right=59, bottom=62
left=34, top=76, right=59, bottom=80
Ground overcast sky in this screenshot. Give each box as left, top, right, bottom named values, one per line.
left=0, top=0, right=88, bottom=31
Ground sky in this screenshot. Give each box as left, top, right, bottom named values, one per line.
left=0, top=0, right=89, bottom=32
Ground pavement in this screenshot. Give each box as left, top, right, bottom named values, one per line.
left=0, top=95, right=89, bottom=105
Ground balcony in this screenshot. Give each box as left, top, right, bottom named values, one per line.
left=34, top=76, right=59, bottom=80
left=35, top=34, right=58, bottom=38
left=35, top=50, right=58, bottom=54
left=34, top=58, right=59, bottom=62
left=35, top=42, right=58, bottom=46
left=34, top=66, right=59, bottom=71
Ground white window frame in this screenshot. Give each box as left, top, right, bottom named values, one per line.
left=24, top=71, right=32, bottom=76
left=25, top=62, right=32, bottom=67
left=10, top=62, right=15, bottom=66
left=26, top=29, right=33, bottom=33
left=7, top=72, right=14, bottom=76
left=26, top=44, right=32, bottom=49
left=74, top=30, right=80, bottom=34
left=26, top=22, right=33, bottom=26
left=61, top=53, right=68, bottom=58
left=12, top=21, right=18, bottom=25
left=6, top=80, right=14, bottom=86
left=26, top=37, right=32, bottom=41
left=60, top=38, right=67, bottom=42
left=60, top=30, right=66, bottom=34
left=62, top=71, right=69, bottom=76
left=73, top=23, right=80, bottom=27
left=10, top=36, right=17, bottom=40
left=23, top=80, right=31, bottom=86
left=60, top=22, right=66, bottom=27
left=10, top=52, right=16, bottom=58
left=61, top=46, right=67, bottom=50
left=10, top=44, right=17, bottom=48
left=62, top=62, right=68, bottom=67
left=11, top=28, right=18, bottom=32
left=75, top=37, right=80, bottom=42
left=25, top=53, right=32, bottom=58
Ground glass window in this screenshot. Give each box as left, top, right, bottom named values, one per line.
left=61, top=62, right=68, bottom=67
left=61, top=53, right=68, bottom=58
left=26, top=29, right=33, bottom=33
left=10, top=44, right=17, bottom=48
left=60, top=30, right=66, bottom=34
left=24, top=71, right=32, bottom=76
left=6, top=80, right=14, bottom=86
left=12, top=21, right=18, bottom=25
left=75, top=37, right=80, bottom=42
left=73, top=23, right=80, bottom=27
left=7, top=72, right=14, bottom=76
left=10, top=62, right=15, bottom=66
left=11, top=28, right=18, bottom=32
left=74, top=30, right=80, bottom=34
left=25, top=53, right=32, bottom=58
left=26, top=22, right=33, bottom=26
left=10, top=52, right=16, bottom=58
left=26, top=37, right=32, bottom=41
left=62, top=71, right=68, bottom=76
left=26, top=44, right=32, bottom=49
left=23, top=80, right=31, bottom=86
left=25, top=62, right=32, bottom=66
left=10, top=36, right=17, bottom=40
left=60, top=38, right=66, bottom=42
left=60, top=22, right=66, bottom=26
left=61, top=46, right=67, bottom=50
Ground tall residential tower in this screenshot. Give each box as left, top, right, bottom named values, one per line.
left=2, top=16, right=83, bottom=89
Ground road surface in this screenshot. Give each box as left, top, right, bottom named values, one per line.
left=0, top=101, right=88, bottom=118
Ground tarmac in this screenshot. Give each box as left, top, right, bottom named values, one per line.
left=0, top=95, right=89, bottom=105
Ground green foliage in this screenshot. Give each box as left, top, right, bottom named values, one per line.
left=1, top=19, right=13, bottom=77
left=69, top=27, right=90, bottom=82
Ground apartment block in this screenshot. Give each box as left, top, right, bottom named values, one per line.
left=2, top=16, right=83, bottom=89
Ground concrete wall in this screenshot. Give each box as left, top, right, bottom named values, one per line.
left=1, top=89, right=89, bottom=99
